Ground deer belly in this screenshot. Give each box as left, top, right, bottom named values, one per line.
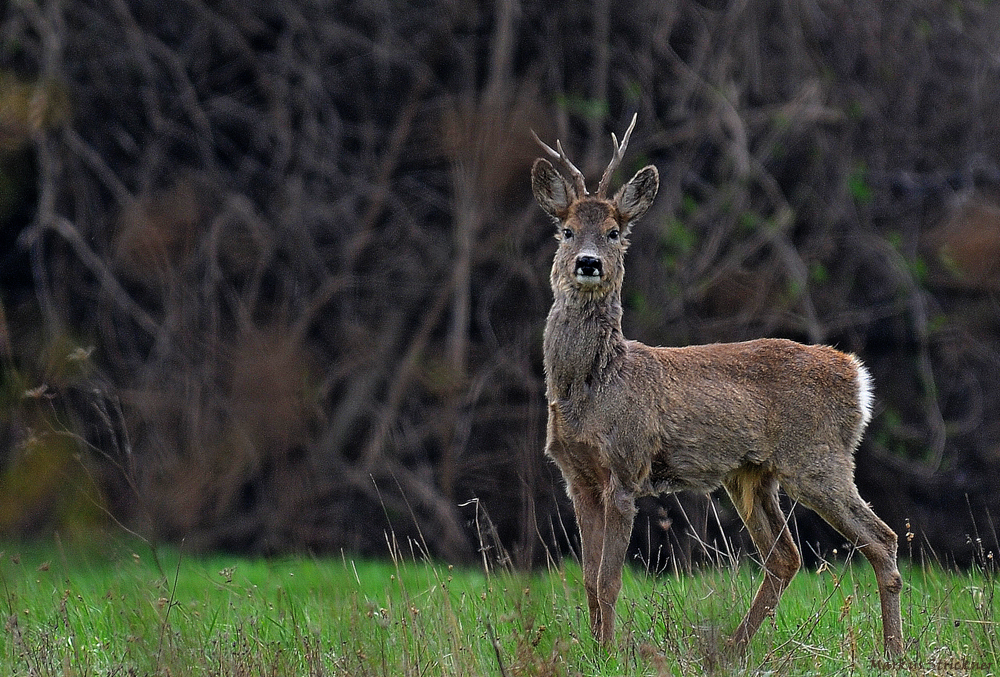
left=647, top=449, right=732, bottom=495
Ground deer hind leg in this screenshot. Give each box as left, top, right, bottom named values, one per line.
left=791, top=478, right=903, bottom=656
left=724, top=468, right=802, bottom=652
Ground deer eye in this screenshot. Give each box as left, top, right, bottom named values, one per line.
left=607, top=229, right=620, bottom=241
left=561, top=228, right=574, bottom=240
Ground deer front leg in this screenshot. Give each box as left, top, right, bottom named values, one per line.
left=569, top=475, right=636, bottom=644
left=593, top=476, right=637, bottom=644
left=568, top=482, right=606, bottom=638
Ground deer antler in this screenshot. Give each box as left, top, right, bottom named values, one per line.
left=531, top=129, right=589, bottom=197
left=595, top=112, right=638, bottom=198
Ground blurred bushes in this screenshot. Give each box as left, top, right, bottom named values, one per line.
left=1, top=0, right=999, bottom=566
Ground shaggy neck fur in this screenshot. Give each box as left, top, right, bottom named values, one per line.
left=543, top=274, right=626, bottom=403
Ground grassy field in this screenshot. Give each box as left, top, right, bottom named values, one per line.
left=0, top=535, right=996, bottom=676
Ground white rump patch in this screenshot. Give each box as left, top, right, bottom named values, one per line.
left=851, top=354, right=874, bottom=446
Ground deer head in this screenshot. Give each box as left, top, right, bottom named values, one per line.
left=530, top=114, right=659, bottom=300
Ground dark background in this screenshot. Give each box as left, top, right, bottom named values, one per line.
left=1, top=0, right=998, bottom=571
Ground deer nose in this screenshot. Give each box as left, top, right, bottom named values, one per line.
left=575, top=255, right=603, bottom=278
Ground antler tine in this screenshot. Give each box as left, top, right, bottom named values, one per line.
left=531, top=129, right=589, bottom=197
left=596, top=112, right=638, bottom=198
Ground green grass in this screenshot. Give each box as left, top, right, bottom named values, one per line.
left=0, top=536, right=996, bottom=676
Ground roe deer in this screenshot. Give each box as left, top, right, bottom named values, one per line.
left=530, top=114, right=903, bottom=656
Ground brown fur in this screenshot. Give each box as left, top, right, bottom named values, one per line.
left=531, top=127, right=903, bottom=656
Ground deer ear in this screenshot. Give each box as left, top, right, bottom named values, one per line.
left=614, top=165, right=658, bottom=225
left=531, top=158, right=574, bottom=219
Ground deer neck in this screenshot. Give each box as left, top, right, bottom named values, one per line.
left=543, top=285, right=625, bottom=403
